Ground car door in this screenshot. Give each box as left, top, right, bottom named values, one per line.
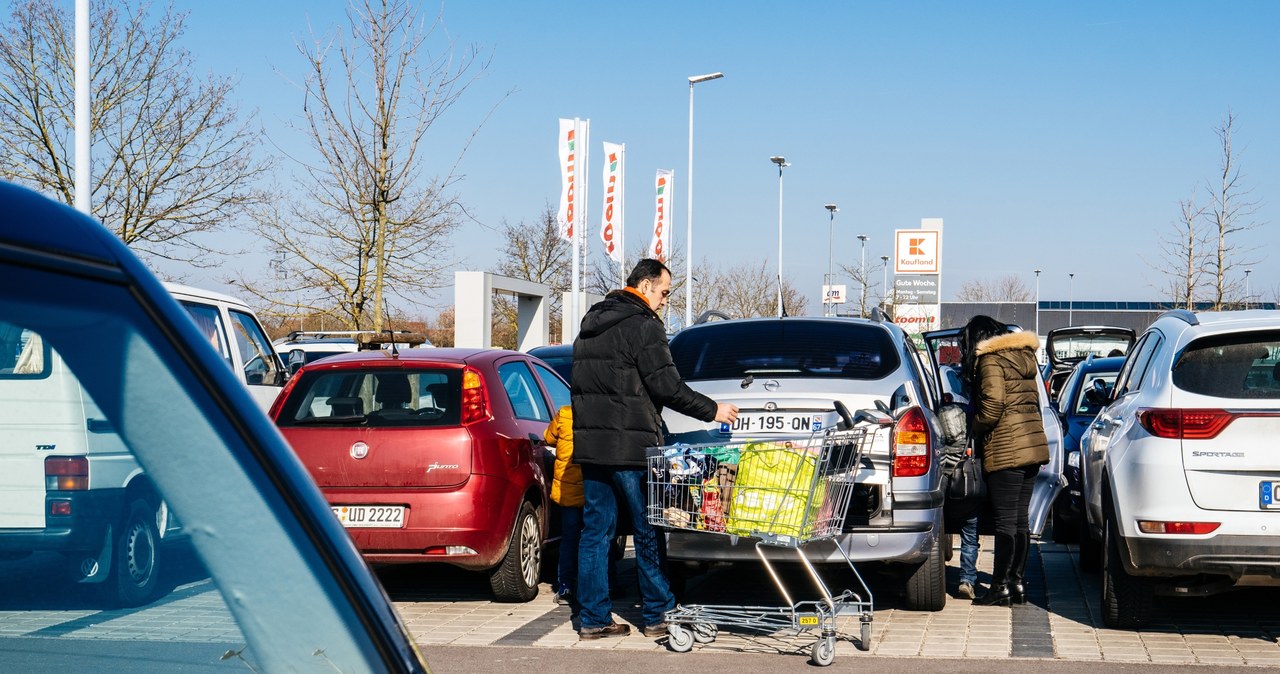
left=1083, top=330, right=1164, bottom=531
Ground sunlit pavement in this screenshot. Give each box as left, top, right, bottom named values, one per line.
left=2, top=537, right=1280, bottom=666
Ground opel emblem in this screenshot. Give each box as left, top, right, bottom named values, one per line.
left=764, top=379, right=781, bottom=392
left=350, top=441, right=369, bottom=460
left=765, top=401, right=778, bottom=412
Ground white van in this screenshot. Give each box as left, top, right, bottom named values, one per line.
left=0, top=285, right=281, bottom=606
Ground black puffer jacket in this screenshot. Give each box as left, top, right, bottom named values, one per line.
left=572, top=290, right=717, bottom=467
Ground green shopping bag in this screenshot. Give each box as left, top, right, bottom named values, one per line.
left=725, top=442, right=824, bottom=539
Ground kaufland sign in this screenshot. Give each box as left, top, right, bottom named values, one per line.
left=894, top=230, right=940, bottom=274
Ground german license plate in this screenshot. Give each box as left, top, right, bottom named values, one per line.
left=721, top=413, right=826, bottom=434
left=332, top=505, right=405, bottom=528
left=1261, top=482, right=1280, bottom=510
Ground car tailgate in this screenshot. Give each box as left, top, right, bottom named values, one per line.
left=1183, top=410, right=1280, bottom=511
left=281, top=426, right=473, bottom=489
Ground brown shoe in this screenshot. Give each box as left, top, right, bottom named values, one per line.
left=579, top=621, right=632, bottom=640
left=642, top=622, right=668, bottom=638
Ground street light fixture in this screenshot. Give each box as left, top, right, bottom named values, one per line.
left=685, top=71, right=724, bottom=329
left=770, top=155, right=790, bottom=317
left=1034, top=269, right=1041, bottom=337
left=1068, top=272, right=1075, bottom=326
left=881, top=255, right=890, bottom=307
left=824, top=203, right=838, bottom=317
left=1245, top=268, right=1252, bottom=310
left=857, top=234, right=869, bottom=318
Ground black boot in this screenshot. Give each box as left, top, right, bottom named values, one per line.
left=974, top=532, right=1014, bottom=606
left=1008, top=532, right=1030, bottom=605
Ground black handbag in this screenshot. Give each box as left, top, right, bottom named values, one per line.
left=946, top=448, right=986, bottom=502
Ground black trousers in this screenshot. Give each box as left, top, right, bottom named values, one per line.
left=986, top=464, right=1037, bottom=538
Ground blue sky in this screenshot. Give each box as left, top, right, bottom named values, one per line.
left=60, top=2, right=1280, bottom=309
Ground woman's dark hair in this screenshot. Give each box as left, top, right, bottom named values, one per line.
left=626, top=258, right=671, bottom=287
left=960, top=315, right=1008, bottom=384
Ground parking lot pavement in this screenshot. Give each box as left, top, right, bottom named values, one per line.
left=3, top=538, right=1280, bottom=666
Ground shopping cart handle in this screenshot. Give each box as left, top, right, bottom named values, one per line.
left=833, top=400, right=856, bottom=430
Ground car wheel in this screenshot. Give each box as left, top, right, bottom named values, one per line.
left=490, top=502, right=541, bottom=603
left=1078, top=518, right=1101, bottom=573
left=1101, top=516, right=1153, bottom=628
left=107, top=498, right=162, bottom=608
left=903, top=533, right=946, bottom=611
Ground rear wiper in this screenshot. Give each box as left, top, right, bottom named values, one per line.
left=740, top=374, right=754, bottom=389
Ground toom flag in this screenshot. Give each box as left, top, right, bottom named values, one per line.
left=557, top=119, right=576, bottom=242
left=648, top=169, right=673, bottom=261
left=600, top=142, right=623, bottom=263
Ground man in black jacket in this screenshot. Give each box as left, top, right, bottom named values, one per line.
left=572, top=259, right=737, bottom=639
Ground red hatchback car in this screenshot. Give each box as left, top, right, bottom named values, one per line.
left=270, top=347, right=571, bottom=602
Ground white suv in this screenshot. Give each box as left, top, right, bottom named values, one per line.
left=1080, top=309, right=1280, bottom=627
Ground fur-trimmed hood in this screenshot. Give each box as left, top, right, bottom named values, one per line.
left=974, top=330, right=1041, bottom=357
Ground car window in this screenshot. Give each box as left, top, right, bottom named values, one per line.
left=1114, top=332, right=1161, bottom=398
left=0, top=325, right=50, bottom=378
left=1056, top=367, right=1082, bottom=416
left=498, top=360, right=551, bottom=421
left=228, top=310, right=280, bottom=385
left=533, top=362, right=571, bottom=411
left=178, top=301, right=233, bottom=369
left=1073, top=371, right=1119, bottom=415
left=671, top=321, right=899, bottom=381
left=276, top=368, right=463, bottom=427
left=1173, top=331, right=1280, bottom=399
left=903, top=338, right=937, bottom=409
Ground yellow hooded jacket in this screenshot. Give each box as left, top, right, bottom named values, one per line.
left=545, top=405, right=583, bottom=507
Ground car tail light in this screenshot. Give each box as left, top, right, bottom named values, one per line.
left=892, top=406, right=931, bottom=477
left=1137, top=520, right=1220, bottom=535
left=461, top=367, right=490, bottom=425
left=45, top=456, right=88, bottom=491
left=1137, top=408, right=1236, bottom=439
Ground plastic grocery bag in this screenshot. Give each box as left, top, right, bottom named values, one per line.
left=725, top=442, right=824, bottom=539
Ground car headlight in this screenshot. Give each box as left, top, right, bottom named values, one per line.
left=1067, top=450, right=1081, bottom=469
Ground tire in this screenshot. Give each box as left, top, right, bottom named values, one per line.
left=903, top=533, right=947, bottom=611
left=108, top=498, right=162, bottom=608
left=667, top=624, right=694, bottom=653
left=859, top=620, right=872, bottom=651
left=490, top=503, right=541, bottom=603
left=691, top=622, right=717, bottom=643
left=1101, top=517, right=1153, bottom=628
left=811, top=638, right=835, bottom=666
left=1078, top=518, right=1101, bottom=573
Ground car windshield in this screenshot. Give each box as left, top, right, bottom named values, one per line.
left=1173, top=332, right=1280, bottom=399
left=276, top=367, right=463, bottom=426
left=670, top=321, right=899, bottom=381
left=1052, top=334, right=1130, bottom=363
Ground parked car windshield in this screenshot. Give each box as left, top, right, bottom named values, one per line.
left=1172, top=332, right=1280, bottom=399
left=277, top=368, right=463, bottom=427
left=670, top=321, right=899, bottom=381
left=1052, top=334, right=1131, bottom=363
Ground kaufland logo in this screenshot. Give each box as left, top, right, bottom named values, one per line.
left=895, top=230, right=939, bottom=273
left=909, top=238, right=926, bottom=256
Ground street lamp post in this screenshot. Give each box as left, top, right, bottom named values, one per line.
left=1245, top=268, right=1252, bottom=310
left=881, top=255, right=890, bottom=307
left=1034, top=269, right=1041, bottom=336
left=770, top=156, right=790, bottom=317
left=1068, top=272, right=1075, bottom=326
left=825, top=203, right=838, bottom=317
left=857, top=234, right=869, bottom=318
left=685, top=71, right=724, bottom=329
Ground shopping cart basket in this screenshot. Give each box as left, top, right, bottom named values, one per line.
left=646, top=424, right=875, bottom=666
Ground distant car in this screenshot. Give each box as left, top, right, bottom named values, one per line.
left=527, top=343, right=573, bottom=384
left=1080, top=310, right=1280, bottom=628
left=1049, top=355, right=1125, bottom=543
left=0, top=181, right=427, bottom=670
left=1042, top=326, right=1134, bottom=401
left=271, top=347, right=570, bottom=602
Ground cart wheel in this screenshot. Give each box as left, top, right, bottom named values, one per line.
left=692, top=622, right=718, bottom=643
left=858, top=621, right=872, bottom=651
left=811, top=638, right=836, bottom=666
left=667, top=624, right=694, bottom=653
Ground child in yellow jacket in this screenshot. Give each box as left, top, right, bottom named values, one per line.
left=545, top=405, right=583, bottom=606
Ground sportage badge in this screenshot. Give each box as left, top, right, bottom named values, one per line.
left=350, top=441, right=369, bottom=459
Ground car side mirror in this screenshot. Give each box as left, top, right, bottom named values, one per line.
left=1084, top=378, right=1110, bottom=406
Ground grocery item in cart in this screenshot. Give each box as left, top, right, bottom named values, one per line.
left=725, top=442, right=825, bottom=539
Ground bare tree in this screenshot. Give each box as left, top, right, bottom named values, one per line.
left=700, top=260, right=808, bottom=319
left=488, top=204, right=572, bottom=346
left=839, top=258, right=889, bottom=317
left=1152, top=195, right=1209, bottom=309
left=1205, top=111, right=1262, bottom=309
left=243, top=0, right=493, bottom=330
left=0, top=0, right=268, bottom=266
left=955, top=275, right=1032, bottom=302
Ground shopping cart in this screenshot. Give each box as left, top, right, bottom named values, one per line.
left=646, top=421, right=875, bottom=666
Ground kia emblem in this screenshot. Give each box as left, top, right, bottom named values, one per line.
left=350, top=441, right=369, bottom=460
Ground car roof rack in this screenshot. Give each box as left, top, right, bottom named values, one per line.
left=1157, top=309, right=1199, bottom=326
left=283, top=330, right=418, bottom=342
left=355, top=332, right=428, bottom=350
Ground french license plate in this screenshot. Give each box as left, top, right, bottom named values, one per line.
left=720, top=413, right=825, bottom=434
left=1261, top=482, right=1280, bottom=510
left=332, top=505, right=405, bottom=528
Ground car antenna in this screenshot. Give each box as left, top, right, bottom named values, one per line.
left=383, top=299, right=399, bottom=358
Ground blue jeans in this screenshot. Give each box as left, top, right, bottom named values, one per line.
left=579, top=464, right=673, bottom=629
left=959, top=513, right=979, bottom=586
left=559, top=506, right=583, bottom=595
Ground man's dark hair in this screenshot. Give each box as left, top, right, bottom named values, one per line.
left=626, top=258, right=671, bottom=288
